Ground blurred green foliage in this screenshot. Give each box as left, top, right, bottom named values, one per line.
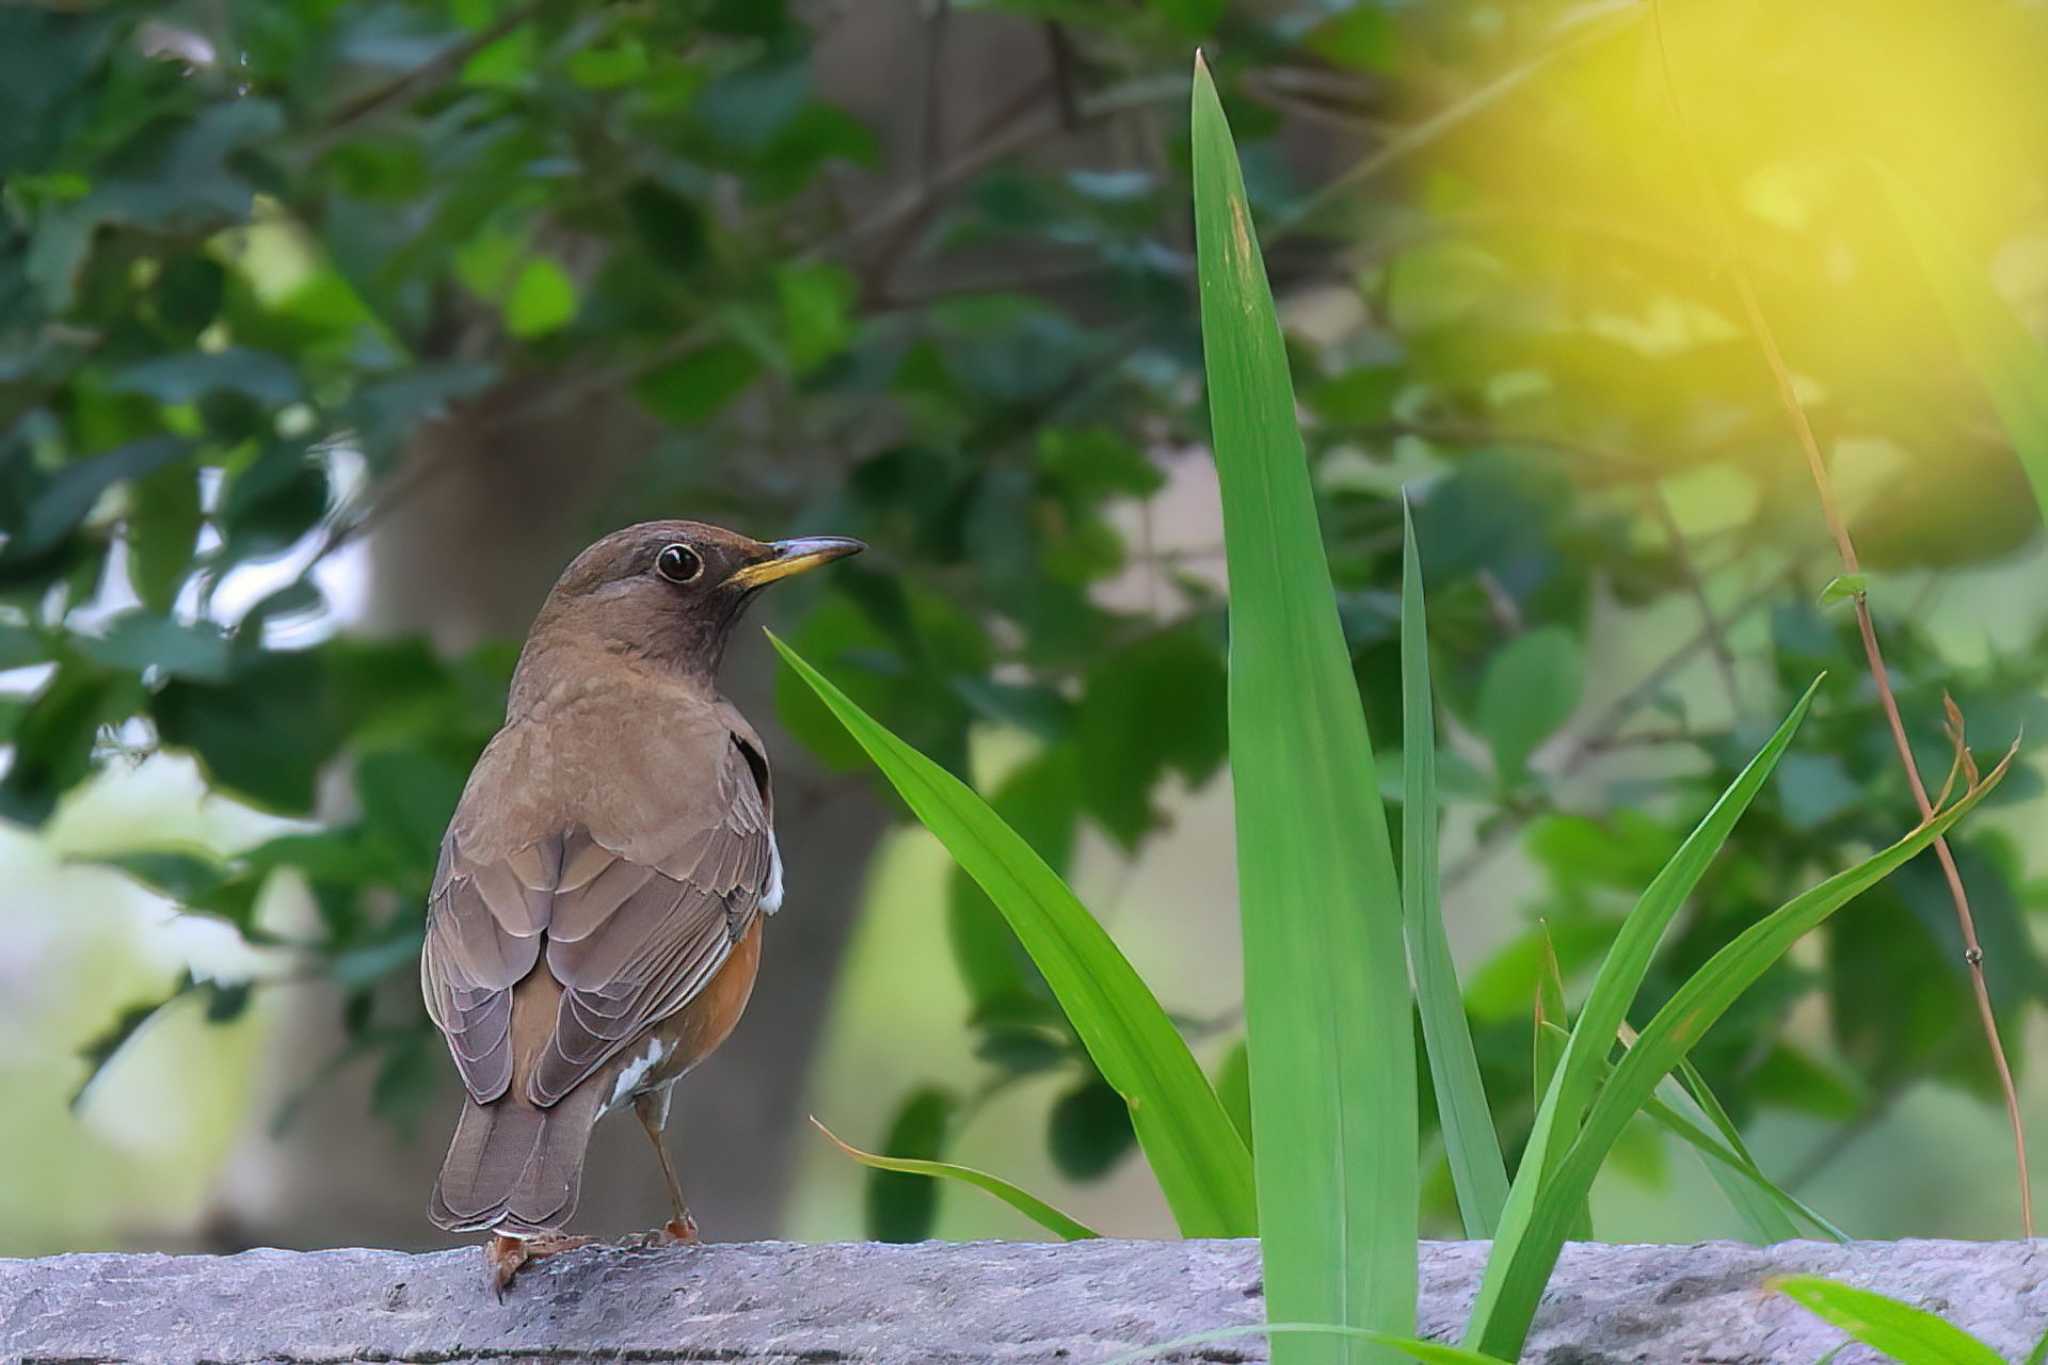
left=5, top=0, right=2047, bottom=1241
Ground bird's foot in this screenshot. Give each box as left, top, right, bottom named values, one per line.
left=485, top=1231, right=595, bottom=1298
left=616, top=1212, right=699, bottom=1250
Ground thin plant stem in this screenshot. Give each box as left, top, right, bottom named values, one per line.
left=1648, top=0, right=2032, bottom=1237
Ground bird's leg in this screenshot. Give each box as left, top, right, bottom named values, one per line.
left=633, top=1088, right=699, bottom=1245
left=484, top=1231, right=595, bottom=1298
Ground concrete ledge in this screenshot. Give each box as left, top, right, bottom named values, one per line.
left=3, top=1237, right=2042, bottom=1364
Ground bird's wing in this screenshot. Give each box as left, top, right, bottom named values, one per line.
left=421, top=724, right=773, bottom=1108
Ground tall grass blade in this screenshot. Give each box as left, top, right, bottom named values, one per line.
left=1402, top=500, right=1509, bottom=1239
left=1662, top=1049, right=1827, bottom=1242
left=1773, top=1275, right=2006, bottom=1365
left=1639, top=1085, right=1832, bottom=1242
left=1878, top=164, right=2048, bottom=529
left=1534, top=931, right=1590, bottom=1241
left=1535, top=1014, right=1829, bottom=1242
left=1100, top=1325, right=1504, bottom=1365
left=809, top=1118, right=1099, bottom=1241
left=1193, top=53, right=1418, bottom=1361
left=1467, top=753, right=2008, bottom=1358
left=1461, top=678, right=1821, bottom=1351
left=771, top=634, right=1257, bottom=1237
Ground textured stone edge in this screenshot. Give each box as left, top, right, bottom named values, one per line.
left=2, top=1238, right=2044, bottom=1365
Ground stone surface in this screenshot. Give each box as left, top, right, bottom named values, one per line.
left=1, top=1237, right=2042, bottom=1364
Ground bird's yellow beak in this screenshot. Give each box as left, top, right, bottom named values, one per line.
left=725, top=535, right=866, bottom=589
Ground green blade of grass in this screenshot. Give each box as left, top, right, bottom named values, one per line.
left=771, top=634, right=1256, bottom=1237
left=1100, top=1324, right=1506, bottom=1365
left=1878, top=163, right=2048, bottom=530
left=1534, top=930, right=1590, bottom=1241
left=1527, top=1013, right=1832, bottom=1245
left=1462, top=678, right=1821, bottom=1352
left=809, top=1117, right=1099, bottom=1241
left=1773, top=1276, right=2007, bottom=1365
left=1193, top=53, right=1417, bottom=1361
left=1639, top=1088, right=1823, bottom=1243
left=1536, top=1015, right=1834, bottom=1243
left=1402, top=500, right=1509, bottom=1240
left=1467, top=754, right=2008, bottom=1358
left=1662, top=1048, right=1836, bottom=1243
left=1609, top=1023, right=1840, bottom=1242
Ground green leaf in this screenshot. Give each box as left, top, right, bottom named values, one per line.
left=354, top=748, right=468, bottom=878
left=1153, top=0, right=1224, bottom=35
left=861, top=1086, right=956, bottom=1243
left=127, top=462, right=202, bottom=612
left=1818, top=573, right=1867, bottom=607
left=624, top=180, right=708, bottom=274
left=72, top=970, right=253, bottom=1110
left=0, top=665, right=130, bottom=826
left=152, top=648, right=341, bottom=813
left=1878, top=164, right=2048, bottom=532
left=1306, top=6, right=1396, bottom=72
left=1401, top=502, right=1508, bottom=1240
left=568, top=37, right=650, bottom=88
left=1037, top=426, right=1165, bottom=501
left=816, top=1116, right=1098, bottom=1242
left=1076, top=626, right=1227, bottom=847
left=75, top=612, right=235, bottom=682
left=81, top=847, right=266, bottom=933
left=109, top=347, right=302, bottom=406
left=1477, top=626, right=1582, bottom=787
left=633, top=341, right=762, bottom=424
left=1048, top=1072, right=1138, bottom=1180
left=503, top=257, right=578, bottom=338
left=946, top=749, right=1074, bottom=1014
left=777, top=261, right=858, bottom=373
left=1466, top=738, right=2005, bottom=1359
left=771, top=631, right=1256, bottom=1237
left=462, top=23, right=536, bottom=88
left=0, top=623, right=48, bottom=670
left=1772, top=1275, right=2006, bottom=1365
left=4, top=436, right=190, bottom=568
left=1193, top=54, right=1415, bottom=1361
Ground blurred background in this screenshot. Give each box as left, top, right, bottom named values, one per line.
left=7, top=0, right=2048, bottom=1257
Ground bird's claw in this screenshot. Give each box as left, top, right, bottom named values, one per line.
left=485, top=1232, right=595, bottom=1298
left=615, top=1213, right=699, bottom=1251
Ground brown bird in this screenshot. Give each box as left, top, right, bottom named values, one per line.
left=420, top=520, right=863, bottom=1292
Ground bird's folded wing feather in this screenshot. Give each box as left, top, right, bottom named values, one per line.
left=422, top=730, right=772, bottom=1108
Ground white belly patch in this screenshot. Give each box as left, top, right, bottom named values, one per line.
left=760, top=833, right=785, bottom=913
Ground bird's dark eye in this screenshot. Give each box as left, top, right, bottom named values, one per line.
left=655, top=543, right=703, bottom=584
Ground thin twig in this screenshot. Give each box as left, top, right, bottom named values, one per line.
left=306, top=0, right=551, bottom=155
left=1648, top=0, right=2031, bottom=1236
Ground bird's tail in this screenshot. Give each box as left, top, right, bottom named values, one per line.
left=429, top=1084, right=605, bottom=1236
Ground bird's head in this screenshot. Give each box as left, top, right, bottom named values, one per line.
left=523, top=520, right=864, bottom=682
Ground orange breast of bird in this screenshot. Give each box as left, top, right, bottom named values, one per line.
left=645, top=916, right=764, bottom=1091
